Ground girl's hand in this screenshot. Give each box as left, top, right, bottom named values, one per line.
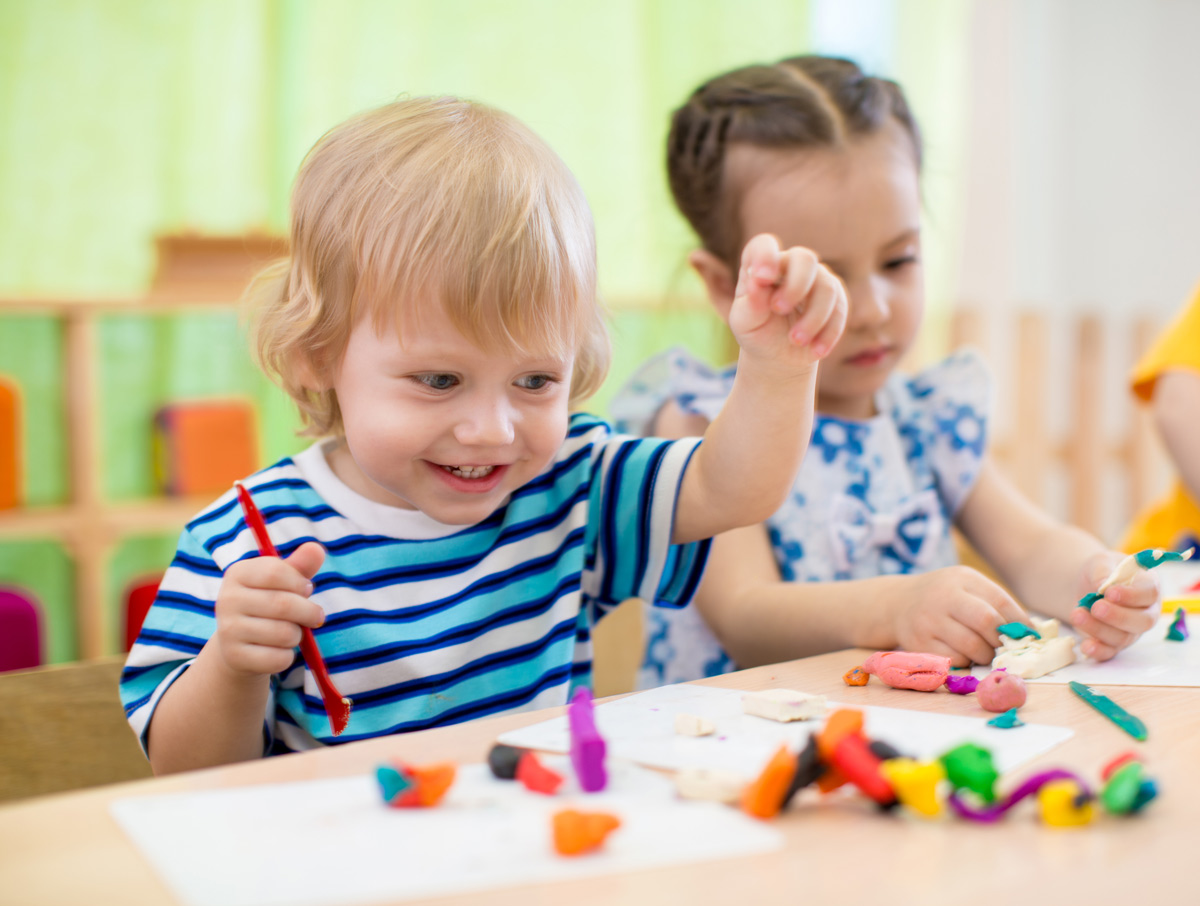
left=888, top=566, right=1029, bottom=667
left=728, top=233, right=847, bottom=375
left=212, top=541, right=327, bottom=677
left=1069, top=551, right=1161, bottom=660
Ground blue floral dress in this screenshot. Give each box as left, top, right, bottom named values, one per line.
left=610, top=347, right=992, bottom=688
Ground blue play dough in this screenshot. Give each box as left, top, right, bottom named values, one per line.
left=997, top=621, right=1041, bottom=639
left=987, top=708, right=1024, bottom=729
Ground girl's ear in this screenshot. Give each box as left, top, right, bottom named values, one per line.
left=688, top=249, right=736, bottom=321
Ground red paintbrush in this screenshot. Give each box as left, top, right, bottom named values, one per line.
left=234, top=481, right=351, bottom=736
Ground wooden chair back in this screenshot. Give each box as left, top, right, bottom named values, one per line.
left=0, top=656, right=152, bottom=803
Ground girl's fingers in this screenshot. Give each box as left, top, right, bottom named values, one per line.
left=934, top=623, right=997, bottom=668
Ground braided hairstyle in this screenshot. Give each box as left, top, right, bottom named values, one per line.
left=666, top=55, right=922, bottom=270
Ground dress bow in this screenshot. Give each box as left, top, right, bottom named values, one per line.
left=828, top=490, right=945, bottom=572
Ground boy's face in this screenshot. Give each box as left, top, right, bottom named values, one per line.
left=324, top=302, right=574, bottom=525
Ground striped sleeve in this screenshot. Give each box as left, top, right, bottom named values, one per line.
left=119, top=523, right=273, bottom=757
left=584, top=430, right=710, bottom=612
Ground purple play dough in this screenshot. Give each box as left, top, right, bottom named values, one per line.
left=944, top=674, right=980, bottom=695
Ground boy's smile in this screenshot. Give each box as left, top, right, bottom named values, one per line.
left=322, top=303, right=574, bottom=525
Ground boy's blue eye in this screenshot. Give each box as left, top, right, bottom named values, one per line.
left=416, top=373, right=458, bottom=390
left=517, top=374, right=555, bottom=391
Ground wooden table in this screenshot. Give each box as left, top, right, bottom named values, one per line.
left=1, top=650, right=1194, bottom=905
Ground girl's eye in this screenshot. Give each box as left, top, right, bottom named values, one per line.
left=415, top=373, right=458, bottom=391
left=516, top=374, right=556, bottom=391
left=884, top=255, right=919, bottom=271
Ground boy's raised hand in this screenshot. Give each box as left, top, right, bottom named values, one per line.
left=1070, top=551, right=1161, bottom=660
left=212, top=541, right=328, bottom=677
left=728, top=233, right=848, bottom=373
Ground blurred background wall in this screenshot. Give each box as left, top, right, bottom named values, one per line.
left=1, top=0, right=1197, bottom=664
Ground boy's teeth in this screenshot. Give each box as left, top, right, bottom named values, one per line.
left=443, top=465, right=495, bottom=479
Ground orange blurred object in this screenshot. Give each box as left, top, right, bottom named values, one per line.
left=154, top=400, right=257, bottom=496
left=390, top=761, right=457, bottom=808
left=0, top=377, right=20, bottom=509
left=741, top=744, right=796, bottom=819
left=817, top=708, right=864, bottom=761
left=552, top=809, right=620, bottom=856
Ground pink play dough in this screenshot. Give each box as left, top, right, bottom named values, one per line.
left=975, top=669, right=1027, bottom=712
left=862, top=651, right=952, bottom=692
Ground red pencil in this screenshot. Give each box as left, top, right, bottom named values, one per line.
left=234, top=481, right=351, bottom=736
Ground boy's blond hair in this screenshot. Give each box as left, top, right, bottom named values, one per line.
left=247, top=96, right=610, bottom=437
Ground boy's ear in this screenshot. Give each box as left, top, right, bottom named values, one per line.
left=687, top=249, right=736, bottom=321
left=292, top=350, right=330, bottom=392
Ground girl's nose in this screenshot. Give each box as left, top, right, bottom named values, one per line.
left=453, top=397, right=516, bottom=447
left=847, top=275, right=891, bottom=329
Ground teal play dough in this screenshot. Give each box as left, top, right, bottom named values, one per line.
left=996, top=621, right=1040, bottom=640
left=987, top=708, right=1024, bottom=729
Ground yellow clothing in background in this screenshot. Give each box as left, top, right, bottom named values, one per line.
left=1121, top=284, right=1200, bottom=553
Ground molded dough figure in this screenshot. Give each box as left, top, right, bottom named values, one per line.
left=992, top=618, right=1076, bottom=679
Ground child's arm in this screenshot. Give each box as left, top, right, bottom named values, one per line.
left=956, top=460, right=1161, bottom=660
left=1152, top=369, right=1200, bottom=503
left=690, top=523, right=1029, bottom=668
left=145, top=542, right=326, bottom=774
left=671, top=234, right=847, bottom=544
left=654, top=401, right=1027, bottom=668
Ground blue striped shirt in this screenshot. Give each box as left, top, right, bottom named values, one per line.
left=121, top=414, right=708, bottom=754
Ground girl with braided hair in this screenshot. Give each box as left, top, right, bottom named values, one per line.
left=612, top=55, right=1162, bottom=687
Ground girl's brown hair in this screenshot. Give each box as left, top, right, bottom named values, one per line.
left=247, top=96, right=609, bottom=437
left=666, top=55, right=922, bottom=270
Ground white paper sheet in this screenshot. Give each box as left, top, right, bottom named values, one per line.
left=975, top=612, right=1200, bottom=686
left=498, top=684, right=1072, bottom=778
left=110, top=759, right=782, bottom=906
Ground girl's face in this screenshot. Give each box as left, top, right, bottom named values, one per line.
left=719, top=127, right=924, bottom=419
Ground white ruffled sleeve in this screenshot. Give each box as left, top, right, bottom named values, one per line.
left=608, top=347, right=736, bottom=436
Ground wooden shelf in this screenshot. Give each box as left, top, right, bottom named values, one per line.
left=0, top=232, right=286, bottom=659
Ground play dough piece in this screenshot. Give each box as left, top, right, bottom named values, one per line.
left=986, top=708, right=1024, bottom=729
left=389, top=761, right=456, bottom=808
left=487, top=743, right=527, bottom=780
left=944, top=674, right=980, bottom=695
left=674, top=768, right=747, bottom=804
left=674, top=712, right=716, bottom=736
left=843, top=666, right=869, bottom=686
left=742, top=688, right=827, bottom=722
left=1038, top=779, right=1096, bottom=827
left=516, top=752, right=564, bottom=795
left=992, top=635, right=1076, bottom=679
left=568, top=687, right=607, bottom=792
left=976, top=670, right=1027, bottom=712
left=879, top=758, right=945, bottom=818
left=861, top=651, right=951, bottom=691
left=741, top=745, right=797, bottom=819
left=1166, top=607, right=1188, bottom=641
left=552, top=809, right=620, bottom=856
left=940, top=743, right=999, bottom=803
left=996, top=621, right=1040, bottom=640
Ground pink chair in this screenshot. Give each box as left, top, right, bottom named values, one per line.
left=0, top=586, right=42, bottom=673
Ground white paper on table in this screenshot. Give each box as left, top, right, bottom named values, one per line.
left=974, top=612, right=1200, bottom=686
left=110, top=759, right=782, bottom=906
left=498, top=684, right=1072, bottom=779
